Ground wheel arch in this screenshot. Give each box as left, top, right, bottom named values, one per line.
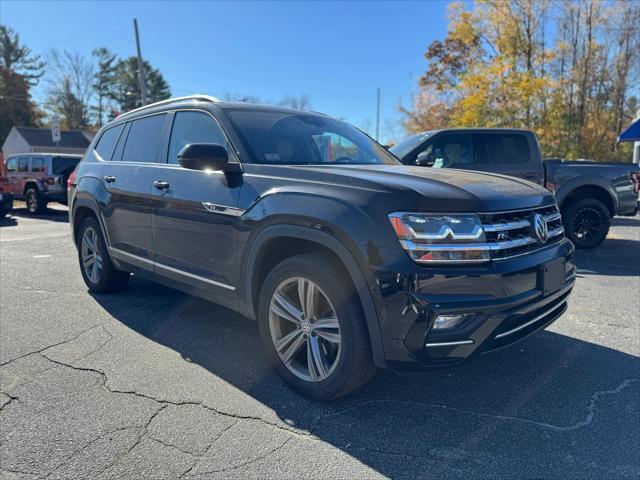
left=242, top=224, right=387, bottom=368
left=22, top=180, right=42, bottom=196
left=555, top=177, right=617, bottom=217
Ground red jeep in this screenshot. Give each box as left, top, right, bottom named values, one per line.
left=4, top=153, right=81, bottom=214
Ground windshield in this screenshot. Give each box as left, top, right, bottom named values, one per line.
left=226, top=109, right=399, bottom=165
left=390, top=131, right=434, bottom=159
left=52, top=157, right=80, bottom=175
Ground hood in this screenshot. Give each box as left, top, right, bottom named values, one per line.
left=301, top=164, right=556, bottom=211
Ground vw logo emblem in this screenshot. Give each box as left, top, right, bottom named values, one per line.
left=532, top=213, right=548, bottom=243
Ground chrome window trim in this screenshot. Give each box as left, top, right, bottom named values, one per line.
left=109, top=247, right=235, bottom=291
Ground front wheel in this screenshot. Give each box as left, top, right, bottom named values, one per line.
left=562, top=198, right=611, bottom=249
left=77, top=217, right=130, bottom=292
left=258, top=253, right=376, bottom=400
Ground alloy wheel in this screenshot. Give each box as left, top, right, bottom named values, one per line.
left=81, top=227, right=103, bottom=284
left=26, top=192, right=38, bottom=213
left=268, top=277, right=342, bottom=382
left=572, top=207, right=605, bottom=241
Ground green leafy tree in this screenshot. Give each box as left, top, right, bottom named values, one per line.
left=0, top=25, right=45, bottom=85
left=112, top=57, right=171, bottom=113
left=92, top=47, right=118, bottom=126
left=0, top=25, right=43, bottom=145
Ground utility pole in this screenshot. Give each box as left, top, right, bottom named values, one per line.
left=375, top=88, right=381, bottom=142
left=133, top=18, right=148, bottom=106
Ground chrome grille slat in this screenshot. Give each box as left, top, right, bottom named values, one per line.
left=480, top=205, right=564, bottom=260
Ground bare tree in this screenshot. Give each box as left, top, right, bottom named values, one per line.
left=45, top=49, right=94, bottom=129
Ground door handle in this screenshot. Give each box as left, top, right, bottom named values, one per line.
left=153, top=180, right=170, bottom=190
left=103, top=175, right=116, bottom=183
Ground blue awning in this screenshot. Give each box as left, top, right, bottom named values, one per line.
left=618, top=118, right=640, bottom=143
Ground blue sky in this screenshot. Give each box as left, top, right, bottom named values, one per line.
left=1, top=0, right=452, bottom=142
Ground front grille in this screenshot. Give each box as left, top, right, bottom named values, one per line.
left=479, top=205, right=564, bottom=260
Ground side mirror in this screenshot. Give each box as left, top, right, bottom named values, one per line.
left=416, top=151, right=435, bottom=167
left=178, top=143, right=232, bottom=171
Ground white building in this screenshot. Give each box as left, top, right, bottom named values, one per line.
left=2, top=127, right=93, bottom=158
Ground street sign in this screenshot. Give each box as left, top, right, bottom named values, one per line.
left=51, top=118, right=61, bottom=144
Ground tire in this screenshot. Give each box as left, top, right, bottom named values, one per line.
left=258, top=253, right=376, bottom=400
left=562, top=198, right=611, bottom=249
left=77, top=217, right=130, bottom=293
left=25, top=188, right=47, bottom=214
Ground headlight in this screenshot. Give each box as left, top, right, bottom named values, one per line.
left=388, top=212, right=490, bottom=263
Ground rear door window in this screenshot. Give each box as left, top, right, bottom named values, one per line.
left=18, top=157, right=29, bottom=172
left=95, top=124, right=124, bottom=161
left=474, top=134, right=530, bottom=164
left=121, top=114, right=167, bottom=163
left=6, top=158, right=17, bottom=172
left=31, top=157, right=45, bottom=173
left=52, top=157, right=80, bottom=175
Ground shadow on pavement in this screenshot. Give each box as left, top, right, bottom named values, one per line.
left=0, top=206, right=69, bottom=227
left=574, top=237, right=640, bottom=277
left=90, top=277, right=640, bottom=477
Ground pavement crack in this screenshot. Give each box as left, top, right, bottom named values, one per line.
left=146, top=434, right=200, bottom=458
left=43, top=425, right=145, bottom=479
left=0, top=392, right=20, bottom=412
left=90, top=405, right=167, bottom=479
left=184, top=437, right=293, bottom=477
left=0, top=323, right=105, bottom=367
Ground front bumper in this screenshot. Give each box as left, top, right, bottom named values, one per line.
left=367, top=238, right=575, bottom=373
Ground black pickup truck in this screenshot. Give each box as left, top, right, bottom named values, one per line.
left=391, top=129, right=640, bottom=248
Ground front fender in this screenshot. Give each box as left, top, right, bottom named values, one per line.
left=240, top=223, right=387, bottom=368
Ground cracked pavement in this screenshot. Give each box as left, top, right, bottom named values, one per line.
left=1, top=206, right=639, bottom=479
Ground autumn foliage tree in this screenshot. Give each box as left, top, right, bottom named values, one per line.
left=402, top=0, right=640, bottom=162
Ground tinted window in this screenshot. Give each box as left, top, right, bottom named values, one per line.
left=6, top=158, right=17, bottom=172
left=95, top=124, right=124, bottom=161
left=31, top=157, right=45, bottom=172
left=430, top=134, right=473, bottom=168
left=121, top=114, right=166, bottom=163
left=227, top=109, right=398, bottom=165
left=18, top=157, right=29, bottom=172
left=52, top=157, right=80, bottom=175
left=168, top=111, right=229, bottom=164
left=474, top=134, right=530, bottom=164
left=390, top=131, right=434, bottom=160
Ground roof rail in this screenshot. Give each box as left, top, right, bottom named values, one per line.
left=117, top=94, right=220, bottom=119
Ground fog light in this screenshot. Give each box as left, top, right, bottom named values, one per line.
left=433, top=314, right=469, bottom=329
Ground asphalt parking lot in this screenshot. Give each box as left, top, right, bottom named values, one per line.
left=1, top=204, right=638, bottom=479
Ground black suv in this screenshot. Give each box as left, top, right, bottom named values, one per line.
left=69, top=95, right=575, bottom=400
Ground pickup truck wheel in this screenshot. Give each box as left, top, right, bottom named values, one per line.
left=562, top=198, right=611, bottom=249
left=258, top=253, right=376, bottom=400
left=77, top=217, right=130, bottom=292
left=25, top=188, right=47, bottom=214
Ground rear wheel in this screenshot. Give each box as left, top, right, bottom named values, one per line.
left=562, top=198, right=611, bottom=249
left=258, top=253, right=376, bottom=400
left=77, top=217, right=130, bottom=292
left=25, top=188, right=47, bottom=214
